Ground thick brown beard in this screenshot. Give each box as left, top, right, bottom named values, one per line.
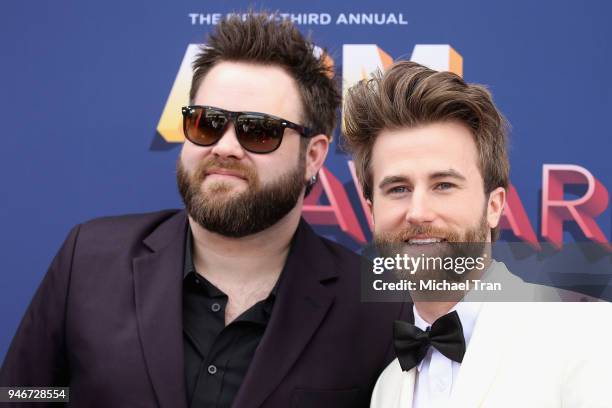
left=373, top=210, right=490, bottom=284
left=176, top=155, right=307, bottom=238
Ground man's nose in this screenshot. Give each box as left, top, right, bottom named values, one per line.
left=404, top=189, right=436, bottom=225
left=209, top=123, right=246, bottom=159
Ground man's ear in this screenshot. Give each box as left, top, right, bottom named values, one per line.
left=487, top=187, right=506, bottom=229
left=305, top=135, right=329, bottom=180
left=367, top=198, right=374, bottom=225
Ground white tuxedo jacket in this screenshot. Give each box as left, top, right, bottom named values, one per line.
left=371, top=300, right=612, bottom=407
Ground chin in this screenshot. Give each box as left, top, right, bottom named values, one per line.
left=203, top=182, right=247, bottom=195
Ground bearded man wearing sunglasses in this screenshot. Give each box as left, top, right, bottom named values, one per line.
left=0, top=13, right=406, bottom=408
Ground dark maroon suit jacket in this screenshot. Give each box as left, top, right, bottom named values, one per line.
left=1, top=210, right=406, bottom=407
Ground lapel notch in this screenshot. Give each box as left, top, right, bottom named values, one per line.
left=231, top=220, right=338, bottom=408
left=451, top=302, right=512, bottom=407
left=133, top=211, right=188, bottom=408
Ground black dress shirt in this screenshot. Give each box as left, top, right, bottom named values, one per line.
left=183, top=230, right=278, bottom=408
left=1, top=210, right=407, bottom=408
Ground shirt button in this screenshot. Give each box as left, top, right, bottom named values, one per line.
left=207, top=364, right=217, bottom=375
left=211, top=303, right=221, bottom=312
left=194, top=278, right=200, bottom=284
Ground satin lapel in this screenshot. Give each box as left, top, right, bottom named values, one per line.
left=231, top=220, right=337, bottom=408
left=133, top=211, right=188, bottom=408
left=398, top=307, right=416, bottom=407
left=398, top=369, right=416, bottom=407
left=451, top=302, right=515, bottom=407
left=371, top=360, right=415, bottom=408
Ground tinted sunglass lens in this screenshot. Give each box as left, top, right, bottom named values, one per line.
left=236, top=114, right=283, bottom=153
left=185, top=108, right=227, bottom=145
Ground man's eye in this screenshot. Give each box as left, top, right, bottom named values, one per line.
left=388, top=186, right=409, bottom=194
left=435, top=182, right=455, bottom=191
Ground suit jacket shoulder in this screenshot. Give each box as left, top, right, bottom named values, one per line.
left=76, top=209, right=185, bottom=251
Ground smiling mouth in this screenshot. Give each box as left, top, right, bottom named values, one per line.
left=404, top=237, right=446, bottom=245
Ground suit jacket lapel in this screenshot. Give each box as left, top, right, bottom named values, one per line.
left=133, top=211, right=188, bottom=408
left=398, top=369, right=416, bottom=407
left=399, top=309, right=417, bottom=407
left=451, top=302, right=514, bottom=407
left=231, top=219, right=337, bottom=408
left=398, top=308, right=416, bottom=407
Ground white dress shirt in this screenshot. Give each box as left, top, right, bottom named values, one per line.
left=412, top=302, right=482, bottom=408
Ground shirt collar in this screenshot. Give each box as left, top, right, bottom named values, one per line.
left=183, top=223, right=283, bottom=298
left=183, top=226, right=195, bottom=278
left=412, top=301, right=482, bottom=372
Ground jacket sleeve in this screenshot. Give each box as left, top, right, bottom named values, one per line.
left=0, top=225, right=81, bottom=387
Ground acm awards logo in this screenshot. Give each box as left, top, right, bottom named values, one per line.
left=155, top=44, right=611, bottom=250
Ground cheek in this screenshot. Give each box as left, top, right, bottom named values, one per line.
left=372, top=200, right=406, bottom=232
left=257, top=143, right=301, bottom=182
left=180, top=144, right=208, bottom=171
left=442, top=198, right=486, bottom=228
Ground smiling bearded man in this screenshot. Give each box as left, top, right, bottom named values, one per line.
left=342, top=60, right=612, bottom=408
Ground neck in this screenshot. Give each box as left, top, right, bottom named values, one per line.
left=188, top=201, right=303, bottom=285
left=413, top=301, right=458, bottom=324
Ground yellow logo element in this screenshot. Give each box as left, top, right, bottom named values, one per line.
left=156, top=44, right=200, bottom=143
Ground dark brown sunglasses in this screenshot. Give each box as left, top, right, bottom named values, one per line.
left=182, top=105, right=314, bottom=153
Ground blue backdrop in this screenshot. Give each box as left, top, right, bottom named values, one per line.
left=1, top=0, right=611, bottom=360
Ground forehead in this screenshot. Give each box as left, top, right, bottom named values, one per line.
left=193, top=61, right=303, bottom=123
left=371, top=121, right=482, bottom=183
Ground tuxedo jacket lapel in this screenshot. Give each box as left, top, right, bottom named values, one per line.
left=396, top=306, right=416, bottom=407
left=451, top=302, right=514, bottom=407
left=231, top=220, right=337, bottom=408
left=372, top=302, right=512, bottom=408
left=396, top=368, right=416, bottom=407
left=133, top=211, right=188, bottom=408
left=450, top=262, right=524, bottom=405
left=369, top=360, right=415, bottom=408
left=376, top=262, right=543, bottom=408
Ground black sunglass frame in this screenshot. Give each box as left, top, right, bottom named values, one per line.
left=181, top=105, right=314, bottom=153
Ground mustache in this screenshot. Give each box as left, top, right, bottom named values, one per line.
left=193, top=157, right=257, bottom=184
left=375, top=224, right=461, bottom=244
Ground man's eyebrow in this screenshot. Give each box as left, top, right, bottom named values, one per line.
left=378, top=175, right=410, bottom=190
left=429, top=169, right=467, bottom=181
left=377, top=170, right=467, bottom=190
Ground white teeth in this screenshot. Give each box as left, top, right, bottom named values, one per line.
left=408, top=238, right=442, bottom=244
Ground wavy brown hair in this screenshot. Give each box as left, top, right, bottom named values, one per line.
left=342, top=61, right=509, bottom=240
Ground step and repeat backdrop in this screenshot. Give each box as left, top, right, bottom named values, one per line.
left=1, top=0, right=611, bottom=359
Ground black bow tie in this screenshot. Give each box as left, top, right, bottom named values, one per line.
left=393, top=310, right=466, bottom=372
